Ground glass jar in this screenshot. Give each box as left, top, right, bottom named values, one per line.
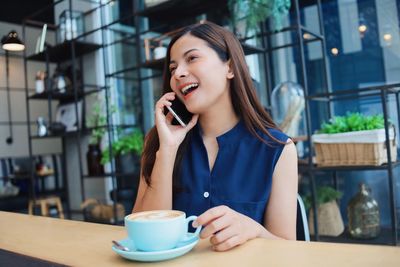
left=271, top=81, right=306, bottom=157
left=270, top=81, right=305, bottom=137
left=347, top=183, right=380, bottom=239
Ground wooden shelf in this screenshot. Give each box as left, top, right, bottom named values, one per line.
left=28, top=85, right=106, bottom=103
left=307, top=83, right=400, bottom=102
left=29, top=91, right=83, bottom=102
left=83, top=172, right=138, bottom=179
left=298, top=159, right=400, bottom=172
left=30, top=131, right=79, bottom=139
left=27, top=41, right=102, bottom=63
left=315, top=227, right=399, bottom=246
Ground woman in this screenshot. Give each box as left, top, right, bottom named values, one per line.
left=133, top=21, right=298, bottom=251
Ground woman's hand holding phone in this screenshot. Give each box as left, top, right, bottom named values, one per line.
left=155, top=92, right=198, bottom=150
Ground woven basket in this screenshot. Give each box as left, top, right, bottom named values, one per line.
left=313, top=128, right=397, bottom=166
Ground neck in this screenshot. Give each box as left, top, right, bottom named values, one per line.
left=199, top=95, right=239, bottom=138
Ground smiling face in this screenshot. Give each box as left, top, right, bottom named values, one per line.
left=168, top=34, right=234, bottom=114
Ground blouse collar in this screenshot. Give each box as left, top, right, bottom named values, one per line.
left=194, top=119, right=247, bottom=146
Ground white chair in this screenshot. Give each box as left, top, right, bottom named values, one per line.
left=297, top=195, right=310, bottom=241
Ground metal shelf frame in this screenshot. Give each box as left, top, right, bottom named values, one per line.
left=22, top=0, right=106, bottom=220
left=261, top=0, right=399, bottom=245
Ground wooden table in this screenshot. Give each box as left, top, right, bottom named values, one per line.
left=0, top=211, right=399, bottom=266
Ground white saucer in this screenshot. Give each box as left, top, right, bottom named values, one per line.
left=112, top=233, right=199, bottom=262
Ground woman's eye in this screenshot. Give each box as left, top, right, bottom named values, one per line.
left=169, top=66, right=176, bottom=73
left=187, top=55, right=198, bottom=62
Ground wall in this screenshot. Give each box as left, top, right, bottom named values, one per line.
left=0, top=21, right=61, bottom=158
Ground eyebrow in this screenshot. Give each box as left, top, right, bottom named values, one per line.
left=169, top=48, right=199, bottom=65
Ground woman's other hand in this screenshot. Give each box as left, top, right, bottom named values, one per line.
left=192, top=205, right=265, bottom=252
left=155, top=92, right=198, bottom=149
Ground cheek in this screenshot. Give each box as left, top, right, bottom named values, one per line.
left=204, top=64, right=229, bottom=86
left=170, top=78, right=177, bottom=93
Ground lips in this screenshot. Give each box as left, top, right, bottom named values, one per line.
left=179, top=82, right=199, bottom=96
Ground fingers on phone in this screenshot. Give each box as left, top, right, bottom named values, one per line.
left=155, top=92, right=175, bottom=109
left=155, top=99, right=172, bottom=112
left=165, top=112, right=174, bottom=123
left=164, top=92, right=176, bottom=100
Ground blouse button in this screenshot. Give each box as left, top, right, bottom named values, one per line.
left=203, top=192, right=209, bottom=198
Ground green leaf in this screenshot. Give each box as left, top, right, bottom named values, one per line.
left=303, top=186, right=343, bottom=211
left=228, top=0, right=291, bottom=35
left=100, top=128, right=144, bottom=164
left=318, top=113, right=386, bottom=134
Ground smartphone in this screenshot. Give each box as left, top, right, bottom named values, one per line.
left=165, top=98, right=193, bottom=127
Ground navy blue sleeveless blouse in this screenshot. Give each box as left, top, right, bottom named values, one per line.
left=173, top=120, right=288, bottom=224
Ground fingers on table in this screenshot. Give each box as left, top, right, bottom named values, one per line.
left=200, top=215, right=231, bottom=239
left=212, top=235, right=243, bottom=252
left=210, top=226, right=237, bottom=245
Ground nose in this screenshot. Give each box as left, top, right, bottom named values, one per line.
left=173, top=64, right=188, bottom=79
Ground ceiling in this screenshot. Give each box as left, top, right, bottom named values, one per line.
left=0, top=0, right=54, bottom=25
left=0, top=0, right=329, bottom=26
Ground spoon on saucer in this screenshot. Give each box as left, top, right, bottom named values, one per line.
left=112, top=240, right=130, bottom=252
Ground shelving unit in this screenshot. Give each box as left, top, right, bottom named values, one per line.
left=0, top=153, right=67, bottom=213
left=258, top=0, right=330, bottom=242
left=22, top=0, right=107, bottom=220
left=259, top=0, right=399, bottom=245
left=21, top=0, right=144, bottom=223
left=300, top=83, right=400, bottom=245
left=26, top=41, right=102, bottom=62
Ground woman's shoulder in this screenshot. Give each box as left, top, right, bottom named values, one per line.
left=250, top=126, right=289, bottom=145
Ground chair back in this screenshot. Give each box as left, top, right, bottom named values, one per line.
left=296, top=195, right=310, bottom=241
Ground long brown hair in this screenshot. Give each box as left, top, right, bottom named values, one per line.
left=141, top=21, right=284, bottom=187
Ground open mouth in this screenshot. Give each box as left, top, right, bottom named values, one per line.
left=180, top=83, right=199, bottom=96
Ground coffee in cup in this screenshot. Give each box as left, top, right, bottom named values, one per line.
left=125, top=210, right=201, bottom=252
left=128, top=210, right=181, bottom=221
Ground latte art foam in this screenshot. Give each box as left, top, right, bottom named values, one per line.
left=129, top=210, right=182, bottom=221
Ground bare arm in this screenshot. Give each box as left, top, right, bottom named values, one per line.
left=259, top=141, right=298, bottom=240
left=133, top=148, right=177, bottom=211
left=132, top=93, right=199, bottom=213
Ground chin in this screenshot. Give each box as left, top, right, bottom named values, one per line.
left=186, top=97, right=213, bottom=114
left=186, top=105, right=201, bottom=114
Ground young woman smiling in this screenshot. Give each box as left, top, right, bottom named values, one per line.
left=133, top=21, right=298, bottom=251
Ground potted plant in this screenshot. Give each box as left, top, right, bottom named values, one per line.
left=100, top=128, right=144, bottom=167
left=312, top=113, right=396, bottom=166
left=228, top=0, right=291, bottom=38
left=101, top=128, right=144, bottom=214
left=304, top=186, right=344, bottom=237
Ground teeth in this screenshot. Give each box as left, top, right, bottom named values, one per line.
left=181, top=83, right=199, bottom=95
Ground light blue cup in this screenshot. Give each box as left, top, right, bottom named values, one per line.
left=125, top=210, right=201, bottom=252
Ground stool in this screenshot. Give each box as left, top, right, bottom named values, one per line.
left=28, top=196, right=64, bottom=219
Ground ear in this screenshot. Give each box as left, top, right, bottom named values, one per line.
left=226, top=60, right=234, bottom=79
